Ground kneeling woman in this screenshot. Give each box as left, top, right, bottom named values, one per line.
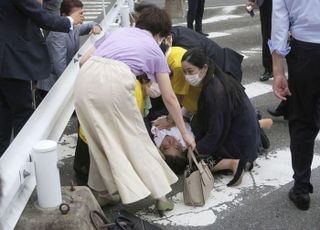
left=181, top=48, right=261, bottom=186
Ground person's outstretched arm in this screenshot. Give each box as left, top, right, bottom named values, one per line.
left=12, top=0, right=84, bottom=32
left=157, top=72, right=196, bottom=149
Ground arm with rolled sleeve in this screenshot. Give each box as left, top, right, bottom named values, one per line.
left=268, top=0, right=291, bottom=100
left=268, top=0, right=290, bottom=56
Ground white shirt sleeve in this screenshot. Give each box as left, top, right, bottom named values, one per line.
left=268, top=0, right=291, bottom=56
left=67, top=16, right=74, bottom=30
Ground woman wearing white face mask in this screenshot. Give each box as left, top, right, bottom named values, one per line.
left=181, top=48, right=262, bottom=186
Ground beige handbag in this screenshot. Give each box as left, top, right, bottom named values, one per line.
left=183, top=148, right=214, bottom=206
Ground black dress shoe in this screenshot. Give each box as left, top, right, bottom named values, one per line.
left=267, top=107, right=284, bottom=117
left=259, top=71, right=272, bottom=81
left=196, top=31, right=209, bottom=36
left=289, top=188, right=310, bottom=210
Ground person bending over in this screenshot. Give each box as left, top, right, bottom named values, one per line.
left=74, top=7, right=195, bottom=217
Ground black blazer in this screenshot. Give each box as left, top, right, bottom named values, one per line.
left=0, top=0, right=71, bottom=81
left=171, top=26, right=244, bottom=82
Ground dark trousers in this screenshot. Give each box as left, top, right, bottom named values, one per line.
left=187, top=0, right=206, bottom=32
left=0, top=78, right=34, bottom=156
left=287, top=39, right=320, bottom=194
left=34, top=88, right=48, bottom=107
left=259, top=0, right=272, bottom=72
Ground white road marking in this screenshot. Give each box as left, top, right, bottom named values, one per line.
left=85, top=16, right=101, bottom=20
left=83, top=1, right=110, bottom=4
left=174, top=14, right=243, bottom=27
left=207, top=32, right=231, bottom=38
left=84, top=12, right=103, bottom=15
left=139, top=150, right=320, bottom=226
left=205, top=4, right=244, bottom=11
left=244, top=82, right=273, bottom=99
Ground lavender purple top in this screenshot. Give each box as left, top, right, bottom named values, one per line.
left=93, top=27, right=170, bottom=82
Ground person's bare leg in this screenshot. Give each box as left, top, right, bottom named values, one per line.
left=211, top=159, right=239, bottom=175
left=259, top=118, right=273, bottom=129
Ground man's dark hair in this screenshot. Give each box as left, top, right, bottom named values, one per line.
left=164, top=153, right=188, bottom=175
left=135, top=7, right=172, bottom=37
left=60, top=0, right=83, bottom=16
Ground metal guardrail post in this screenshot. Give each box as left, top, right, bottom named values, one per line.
left=120, top=5, right=130, bottom=27
left=127, top=0, right=134, bottom=12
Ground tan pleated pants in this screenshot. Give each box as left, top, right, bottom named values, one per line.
left=74, top=57, right=178, bottom=204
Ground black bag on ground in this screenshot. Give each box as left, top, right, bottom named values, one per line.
left=90, top=209, right=162, bottom=230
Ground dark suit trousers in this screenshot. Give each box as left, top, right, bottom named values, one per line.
left=287, top=39, right=320, bottom=194
left=259, top=0, right=272, bottom=72
left=187, top=0, right=206, bottom=32
left=0, top=78, right=34, bottom=156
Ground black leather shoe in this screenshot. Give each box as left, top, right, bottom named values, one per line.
left=289, top=188, right=310, bottom=210
left=259, top=71, right=272, bottom=81
left=196, top=31, right=209, bottom=36
left=267, top=107, right=284, bottom=117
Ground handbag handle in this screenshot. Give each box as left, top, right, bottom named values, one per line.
left=188, top=147, right=213, bottom=181
left=187, top=147, right=202, bottom=171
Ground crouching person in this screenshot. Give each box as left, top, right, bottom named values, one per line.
left=154, top=48, right=264, bottom=186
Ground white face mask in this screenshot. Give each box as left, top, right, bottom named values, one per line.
left=147, top=82, right=161, bottom=98
left=185, top=73, right=202, bottom=86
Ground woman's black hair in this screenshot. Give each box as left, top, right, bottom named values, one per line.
left=182, top=48, right=245, bottom=127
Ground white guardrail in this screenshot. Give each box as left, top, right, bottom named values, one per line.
left=0, top=0, right=133, bottom=229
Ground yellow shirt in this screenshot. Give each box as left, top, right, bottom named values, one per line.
left=168, top=46, right=202, bottom=113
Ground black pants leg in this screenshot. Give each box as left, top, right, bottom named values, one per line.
left=187, top=0, right=198, bottom=30
left=287, top=39, right=320, bottom=194
left=34, top=88, right=48, bottom=108
left=195, top=0, right=205, bottom=33
left=259, top=0, right=272, bottom=72
left=0, top=78, right=34, bottom=156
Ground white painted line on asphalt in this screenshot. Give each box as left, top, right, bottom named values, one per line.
left=174, top=14, right=243, bottom=27
left=205, top=4, right=244, bottom=11
left=203, top=15, right=243, bottom=24
left=245, top=82, right=273, bottom=99
left=83, top=8, right=104, bottom=11
left=84, top=12, right=103, bottom=15
left=83, top=1, right=110, bottom=4
left=84, top=5, right=104, bottom=8
left=139, top=150, right=320, bottom=226
left=208, top=32, right=231, bottom=38
left=85, top=16, right=99, bottom=19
